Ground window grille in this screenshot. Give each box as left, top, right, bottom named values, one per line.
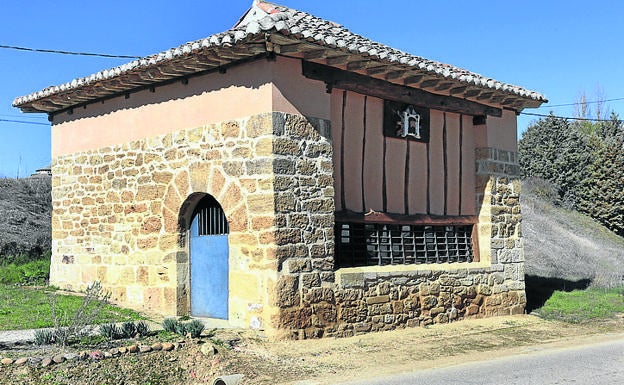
left=196, top=206, right=229, bottom=236
left=335, top=222, right=474, bottom=268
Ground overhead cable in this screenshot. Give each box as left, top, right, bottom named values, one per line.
left=0, top=44, right=140, bottom=59
left=520, top=112, right=619, bottom=122
left=0, top=118, right=49, bottom=126
left=534, top=97, right=624, bottom=109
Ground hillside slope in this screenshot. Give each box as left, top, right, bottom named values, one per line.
left=522, top=181, right=624, bottom=287
left=0, top=177, right=51, bottom=257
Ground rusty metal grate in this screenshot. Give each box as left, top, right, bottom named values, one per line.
left=335, top=222, right=473, bottom=268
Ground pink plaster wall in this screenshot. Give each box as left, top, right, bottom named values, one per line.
left=51, top=56, right=334, bottom=157
left=51, top=60, right=274, bottom=156
left=475, top=110, right=518, bottom=151
left=271, top=56, right=331, bottom=120
left=332, top=90, right=477, bottom=217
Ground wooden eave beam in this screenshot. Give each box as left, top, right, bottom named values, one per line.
left=346, top=60, right=370, bottom=71
left=303, top=61, right=502, bottom=117
left=385, top=70, right=409, bottom=80
left=325, top=55, right=350, bottom=65
left=420, top=78, right=441, bottom=88
left=303, top=49, right=328, bottom=59
left=403, top=74, right=425, bottom=85
left=275, top=43, right=301, bottom=54
left=476, top=92, right=494, bottom=101
left=366, top=66, right=389, bottom=75
left=449, top=86, right=468, bottom=95
left=435, top=82, right=454, bottom=91
left=463, top=88, right=482, bottom=98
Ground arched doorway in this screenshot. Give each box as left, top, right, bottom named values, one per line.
left=189, top=195, right=229, bottom=319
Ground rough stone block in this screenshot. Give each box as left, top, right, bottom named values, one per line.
left=302, top=273, right=321, bottom=288
left=276, top=275, right=300, bottom=307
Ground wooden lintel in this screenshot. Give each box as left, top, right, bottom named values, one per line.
left=303, top=49, right=328, bottom=59
left=335, top=210, right=478, bottom=226
left=302, top=61, right=502, bottom=117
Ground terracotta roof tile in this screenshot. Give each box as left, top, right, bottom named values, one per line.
left=13, top=0, right=546, bottom=112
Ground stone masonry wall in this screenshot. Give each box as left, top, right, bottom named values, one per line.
left=273, top=145, right=526, bottom=339
left=271, top=114, right=337, bottom=339
left=50, top=112, right=280, bottom=329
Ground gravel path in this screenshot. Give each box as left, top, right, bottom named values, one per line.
left=0, top=329, right=36, bottom=345
left=0, top=321, right=163, bottom=347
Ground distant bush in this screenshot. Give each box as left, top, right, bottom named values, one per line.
left=520, top=113, right=624, bottom=236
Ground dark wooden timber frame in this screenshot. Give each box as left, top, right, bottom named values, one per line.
left=335, top=211, right=477, bottom=226
left=302, top=61, right=502, bottom=118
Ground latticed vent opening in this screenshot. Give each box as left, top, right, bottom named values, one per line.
left=196, top=206, right=229, bottom=236
left=335, top=222, right=474, bottom=268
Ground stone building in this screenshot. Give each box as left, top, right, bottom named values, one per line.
left=14, top=1, right=546, bottom=338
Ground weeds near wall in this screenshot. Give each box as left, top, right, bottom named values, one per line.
left=48, top=281, right=111, bottom=347
left=99, top=320, right=151, bottom=341
left=162, top=317, right=206, bottom=338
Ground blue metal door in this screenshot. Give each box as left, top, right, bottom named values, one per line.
left=190, top=201, right=229, bottom=319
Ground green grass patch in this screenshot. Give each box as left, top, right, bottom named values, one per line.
left=0, top=284, right=146, bottom=331
left=0, top=259, right=50, bottom=285
left=538, top=287, right=624, bottom=322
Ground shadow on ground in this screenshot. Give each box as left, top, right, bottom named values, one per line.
left=525, top=275, right=591, bottom=313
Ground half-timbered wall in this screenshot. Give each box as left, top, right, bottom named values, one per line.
left=331, top=89, right=476, bottom=217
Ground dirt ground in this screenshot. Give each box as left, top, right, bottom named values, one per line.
left=1, top=314, right=623, bottom=385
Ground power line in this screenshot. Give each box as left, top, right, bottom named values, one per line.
left=520, top=112, right=618, bottom=122
left=0, top=118, right=49, bottom=126
left=0, top=113, right=47, bottom=120
left=0, top=44, right=140, bottom=59
left=535, top=97, right=624, bottom=109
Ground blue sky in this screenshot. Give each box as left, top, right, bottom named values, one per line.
left=1, top=0, right=623, bottom=177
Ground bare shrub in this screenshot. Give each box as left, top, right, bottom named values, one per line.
left=49, top=281, right=111, bottom=347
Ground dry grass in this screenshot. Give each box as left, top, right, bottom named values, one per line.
left=522, top=179, right=624, bottom=286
